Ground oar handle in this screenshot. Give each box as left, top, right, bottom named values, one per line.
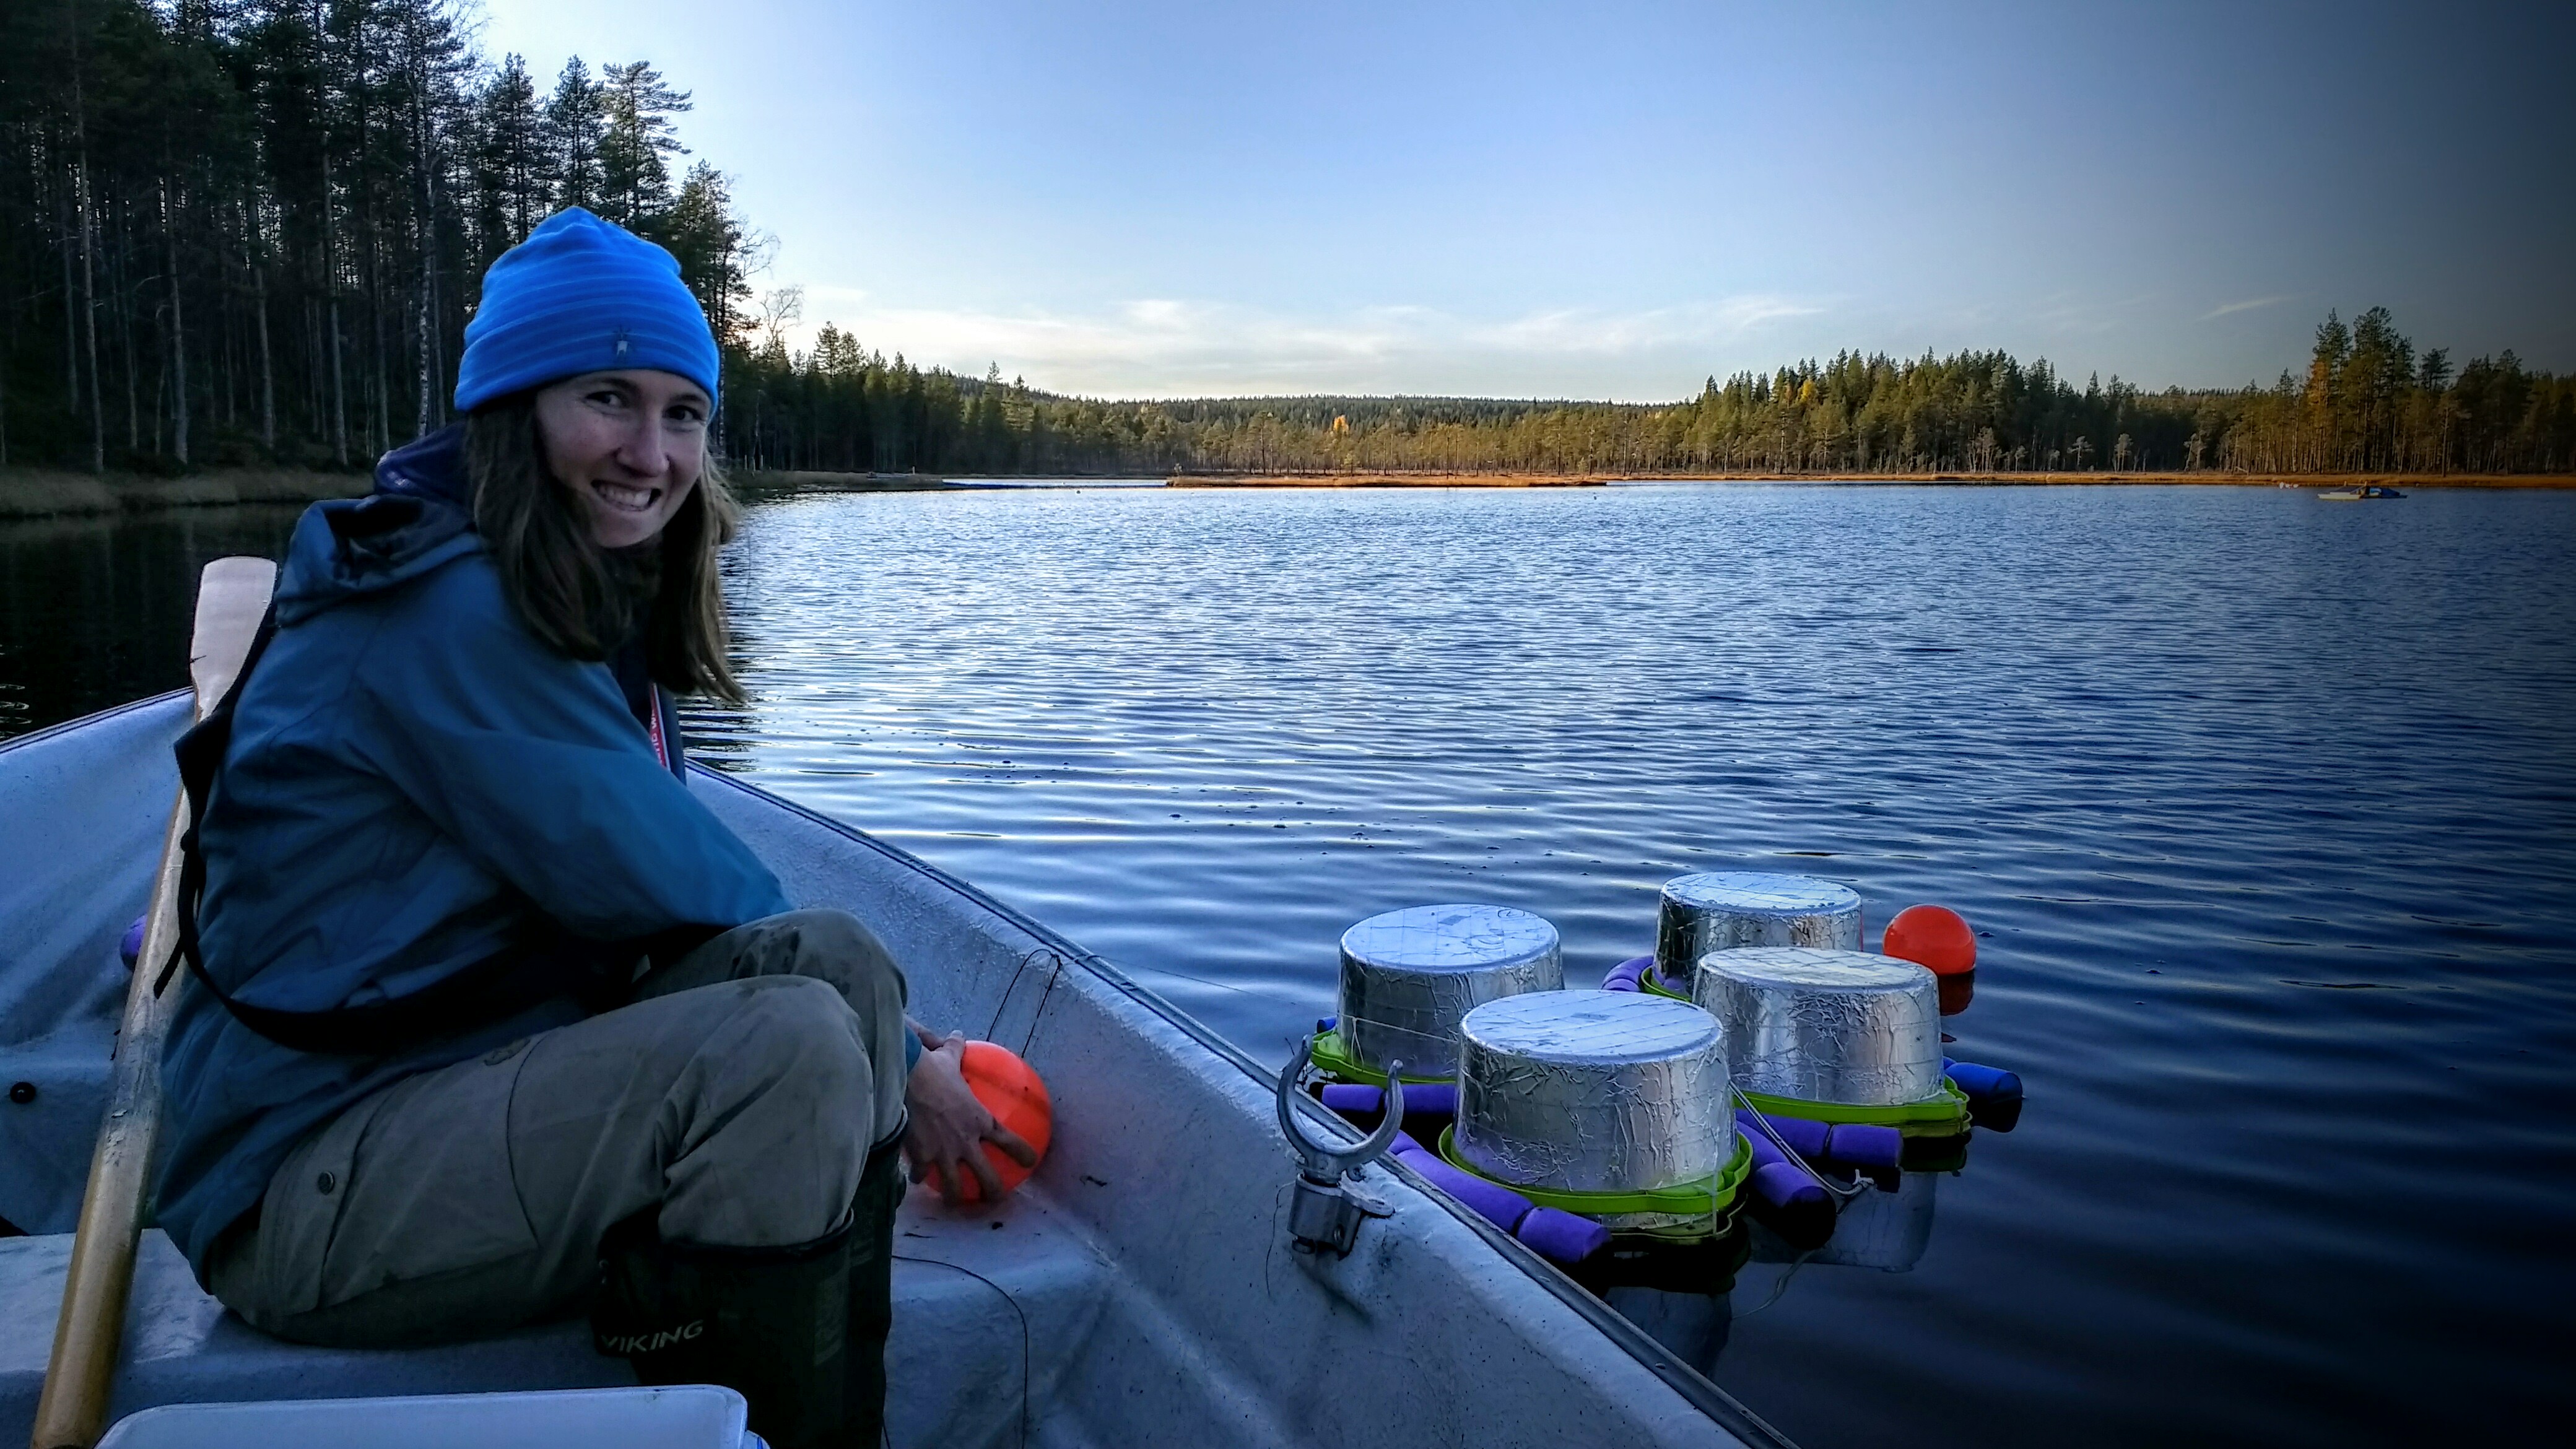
left=31, top=557, right=274, bottom=1449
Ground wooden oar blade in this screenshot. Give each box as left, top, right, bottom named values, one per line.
left=32, top=555, right=279, bottom=1449
left=187, top=557, right=277, bottom=711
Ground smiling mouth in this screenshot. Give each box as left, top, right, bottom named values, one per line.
left=591, top=479, right=663, bottom=513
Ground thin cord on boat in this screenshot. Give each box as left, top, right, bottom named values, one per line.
left=1016, top=951, right=1063, bottom=1058
left=892, top=1253, right=1031, bottom=1449
left=986, top=946, right=1064, bottom=1046
left=1731, top=1086, right=1871, bottom=1206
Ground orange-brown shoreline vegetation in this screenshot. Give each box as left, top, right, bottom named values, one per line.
left=0, top=468, right=370, bottom=520
left=1170, top=470, right=2574, bottom=490
left=1168, top=472, right=1609, bottom=489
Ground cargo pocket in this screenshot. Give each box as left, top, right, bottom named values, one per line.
left=303, top=1044, right=545, bottom=1315
left=229, top=1082, right=399, bottom=1323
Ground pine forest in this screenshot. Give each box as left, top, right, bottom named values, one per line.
left=3, top=1, right=2570, bottom=482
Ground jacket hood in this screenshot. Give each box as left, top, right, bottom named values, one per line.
left=276, top=425, right=483, bottom=625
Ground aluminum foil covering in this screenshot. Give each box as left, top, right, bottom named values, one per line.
left=1337, top=904, right=1563, bottom=1077
left=1654, top=872, right=1863, bottom=988
left=1455, top=990, right=1731, bottom=1195
left=1691, top=947, right=1943, bottom=1106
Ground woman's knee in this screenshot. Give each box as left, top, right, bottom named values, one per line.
left=769, top=908, right=905, bottom=1000
left=664, top=977, right=875, bottom=1245
left=715, top=975, right=871, bottom=1092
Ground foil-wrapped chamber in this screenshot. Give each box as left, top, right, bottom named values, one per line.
left=1455, top=990, right=1731, bottom=1195
left=1654, top=872, right=1862, bottom=989
left=1338, top=904, right=1563, bottom=1078
left=1690, top=947, right=1943, bottom=1106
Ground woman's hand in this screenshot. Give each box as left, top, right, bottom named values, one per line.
left=902, top=1027, right=1040, bottom=1206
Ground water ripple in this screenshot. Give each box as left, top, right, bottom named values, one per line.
left=688, top=483, right=2576, bottom=1444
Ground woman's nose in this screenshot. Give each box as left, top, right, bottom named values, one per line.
left=615, top=418, right=671, bottom=477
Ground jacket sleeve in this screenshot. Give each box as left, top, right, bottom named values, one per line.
left=346, top=562, right=791, bottom=940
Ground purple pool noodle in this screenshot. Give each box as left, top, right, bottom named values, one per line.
left=1397, top=1082, right=1456, bottom=1117
left=1392, top=1145, right=1534, bottom=1234
left=1739, top=1122, right=1788, bottom=1172
left=1391, top=1131, right=1425, bottom=1158
left=1316, top=1016, right=1337, bottom=1035
left=1747, top=1160, right=1829, bottom=1214
left=120, top=915, right=147, bottom=968
left=1320, top=1083, right=1383, bottom=1115
left=1515, top=1208, right=1610, bottom=1263
left=1601, top=954, right=1651, bottom=992
left=1943, top=1058, right=2023, bottom=1102
left=1739, top=1108, right=1830, bottom=1160
left=1822, top=1123, right=1905, bottom=1173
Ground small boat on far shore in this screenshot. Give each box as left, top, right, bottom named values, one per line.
left=2317, top=485, right=2406, bottom=500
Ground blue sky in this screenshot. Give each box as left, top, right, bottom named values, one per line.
left=477, top=0, right=2570, bottom=401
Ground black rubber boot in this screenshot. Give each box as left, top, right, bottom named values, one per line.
left=845, top=1134, right=906, bottom=1447
left=594, top=1209, right=856, bottom=1449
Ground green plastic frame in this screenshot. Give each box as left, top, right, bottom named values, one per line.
left=1634, top=968, right=1973, bottom=1138
left=1640, top=965, right=1690, bottom=1001
left=1307, top=1029, right=1449, bottom=1087
left=1738, top=1080, right=1974, bottom=1137
left=1435, top=1126, right=1752, bottom=1219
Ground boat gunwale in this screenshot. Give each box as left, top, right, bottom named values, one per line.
left=0, top=689, right=191, bottom=758
left=1, top=698, right=1794, bottom=1448
left=689, top=763, right=1798, bottom=1448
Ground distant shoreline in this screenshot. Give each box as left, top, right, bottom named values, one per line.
left=10, top=464, right=2568, bottom=520
left=1169, top=472, right=1608, bottom=489
left=726, top=469, right=964, bottom=496
left=0, top=467, right=368, bottom=520
left=0, top=465, right=964, bottom=520
left=1172, top=469, right=2575, bottom=490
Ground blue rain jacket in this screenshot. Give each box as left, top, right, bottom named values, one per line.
left=156, top=425, right=792, bottom=1279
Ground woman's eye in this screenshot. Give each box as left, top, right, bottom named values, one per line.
left=587, top=389, right=627, bottom=408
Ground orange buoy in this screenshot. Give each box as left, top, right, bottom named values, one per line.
left=1884, top=905, right=1977, bottom=977
left=952, top=1040, right=1053, bottom=1203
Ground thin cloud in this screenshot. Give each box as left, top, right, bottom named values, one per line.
left=2201, top=294, right=2297, bottom=321
left=777, top=295, right=1826, bottom=398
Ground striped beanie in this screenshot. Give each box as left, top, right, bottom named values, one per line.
left=455, top=207, right=720, bottom=414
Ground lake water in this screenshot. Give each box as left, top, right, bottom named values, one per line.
left=5, top=482, right=2571, bottom=1445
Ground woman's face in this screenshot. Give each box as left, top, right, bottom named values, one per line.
left=533, top=368, right=711, bottom=549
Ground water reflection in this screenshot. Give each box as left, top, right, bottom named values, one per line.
left=8, top=484, right=2573, bottom=1446
left=0, top=507, right=304, bottom=740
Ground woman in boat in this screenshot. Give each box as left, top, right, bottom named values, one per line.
left=154, top=207, right=1032, bottom=1449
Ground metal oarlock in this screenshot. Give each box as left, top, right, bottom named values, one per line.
left=1277, top=1037, right=1406, bottom=1256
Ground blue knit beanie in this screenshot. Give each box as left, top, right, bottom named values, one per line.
left=455, top=207, right=721, bottom=414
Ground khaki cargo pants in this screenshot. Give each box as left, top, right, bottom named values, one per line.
left=206, top=908, right=910, bottom=1347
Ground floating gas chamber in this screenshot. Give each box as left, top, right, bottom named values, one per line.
left=1690, top=947, right=1951, bottom=1118
left=1323, top=903, right=1562, bottom=1082
left=1446, top=990, right=1744, bottom=1236
left=1653, top=872, right=1862, bottom=991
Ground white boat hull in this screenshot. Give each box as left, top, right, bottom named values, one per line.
left=1, top=694, right=1782, bottom=1447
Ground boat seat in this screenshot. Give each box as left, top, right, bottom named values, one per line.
left=0, top=1185, right=1110, bottom=1449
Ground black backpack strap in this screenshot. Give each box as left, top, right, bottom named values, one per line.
left=159, top=599, right=280, bottom=1001
left=162, top=602, right=721, bottom=1057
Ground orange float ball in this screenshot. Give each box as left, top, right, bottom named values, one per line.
left=1883, top=904, right=1977, bottom=977
left=952, top=1040, right=1053, bottom=1204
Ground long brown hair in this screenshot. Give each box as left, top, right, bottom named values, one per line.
left=465, top=393, right=746, bottom=703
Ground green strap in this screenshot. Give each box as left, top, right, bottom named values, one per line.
left=1631, top=972, right=1973, bottom=1136
left=1435, top=1126, right=1752, bottom=1218
left=1739, top=1081, right=1973, bottom=1136
left=1307, top=1029, right=1447, bottom=1087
